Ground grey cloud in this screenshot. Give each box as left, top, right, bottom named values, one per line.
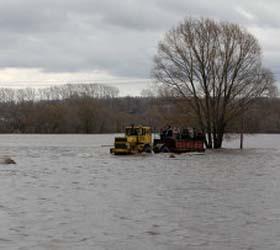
left=0, top=0, right=278, bottom=79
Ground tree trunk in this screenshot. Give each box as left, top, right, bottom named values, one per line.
left=213, top=124, right=225, bottom=149
left=206, top=131, right=213, bottom=149
left=240, top=132, right=243, bottom=149
left=214, top=132, right=224, bottom=149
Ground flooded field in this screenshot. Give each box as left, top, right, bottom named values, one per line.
left=0, top=134, right=279, bottom=250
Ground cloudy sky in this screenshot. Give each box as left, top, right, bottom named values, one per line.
left=0, top=0, right=279, bottom=95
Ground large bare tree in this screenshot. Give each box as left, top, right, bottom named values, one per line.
left=153, top=18, right=276, bottom=149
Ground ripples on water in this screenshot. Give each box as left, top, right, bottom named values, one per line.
left=0, top=134, right=279, bottom=250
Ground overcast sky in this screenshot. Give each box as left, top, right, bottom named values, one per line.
left=0, top=0, right=279, bottom=95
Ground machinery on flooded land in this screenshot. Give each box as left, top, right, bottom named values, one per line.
left=110, top=125, right=152, bottom=155
left=110, top=125, right=205, bottom=155
left=153, top=126, right=205, bottom=153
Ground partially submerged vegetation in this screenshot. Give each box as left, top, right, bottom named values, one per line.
left=153, top=18, right=276, bottom=148
left=0, top=84, right=278, bottom=135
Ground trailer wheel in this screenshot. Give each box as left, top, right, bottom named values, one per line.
left=153, top=145, right=160, bottom=154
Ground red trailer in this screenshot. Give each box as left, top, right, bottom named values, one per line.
left=153, top=128, right=205, bottom=153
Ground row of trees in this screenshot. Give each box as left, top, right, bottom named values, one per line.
left=0, top=93, right=167, bottom=134
left=0, top=83, right=119, bottom=103
left=0, top=85, right=279, bottom=134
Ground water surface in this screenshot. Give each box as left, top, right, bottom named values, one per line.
left=0, top=134, right=279, bottom=250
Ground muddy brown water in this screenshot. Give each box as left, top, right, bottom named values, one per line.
left=0, top=134, right=279, bottom=250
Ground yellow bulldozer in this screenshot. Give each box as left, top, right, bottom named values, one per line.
left=110, top=125, right=152, bottom=155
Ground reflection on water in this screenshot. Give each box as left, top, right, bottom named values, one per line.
left=0, top=134, right=279, bottom=250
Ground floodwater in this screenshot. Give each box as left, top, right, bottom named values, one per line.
left=0, top=134, right=279, bottom=250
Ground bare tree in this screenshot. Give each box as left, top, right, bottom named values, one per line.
left=153, top=18, right=276, bottom=148
left=0, top=88, right=16, bottom=103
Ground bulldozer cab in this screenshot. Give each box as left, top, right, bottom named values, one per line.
left=125, top=126, right=152, bottom=145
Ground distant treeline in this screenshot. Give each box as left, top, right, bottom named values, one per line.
left=0, top=84, right=279, bottom=134
left=0, top=83, right=119, bottom=102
